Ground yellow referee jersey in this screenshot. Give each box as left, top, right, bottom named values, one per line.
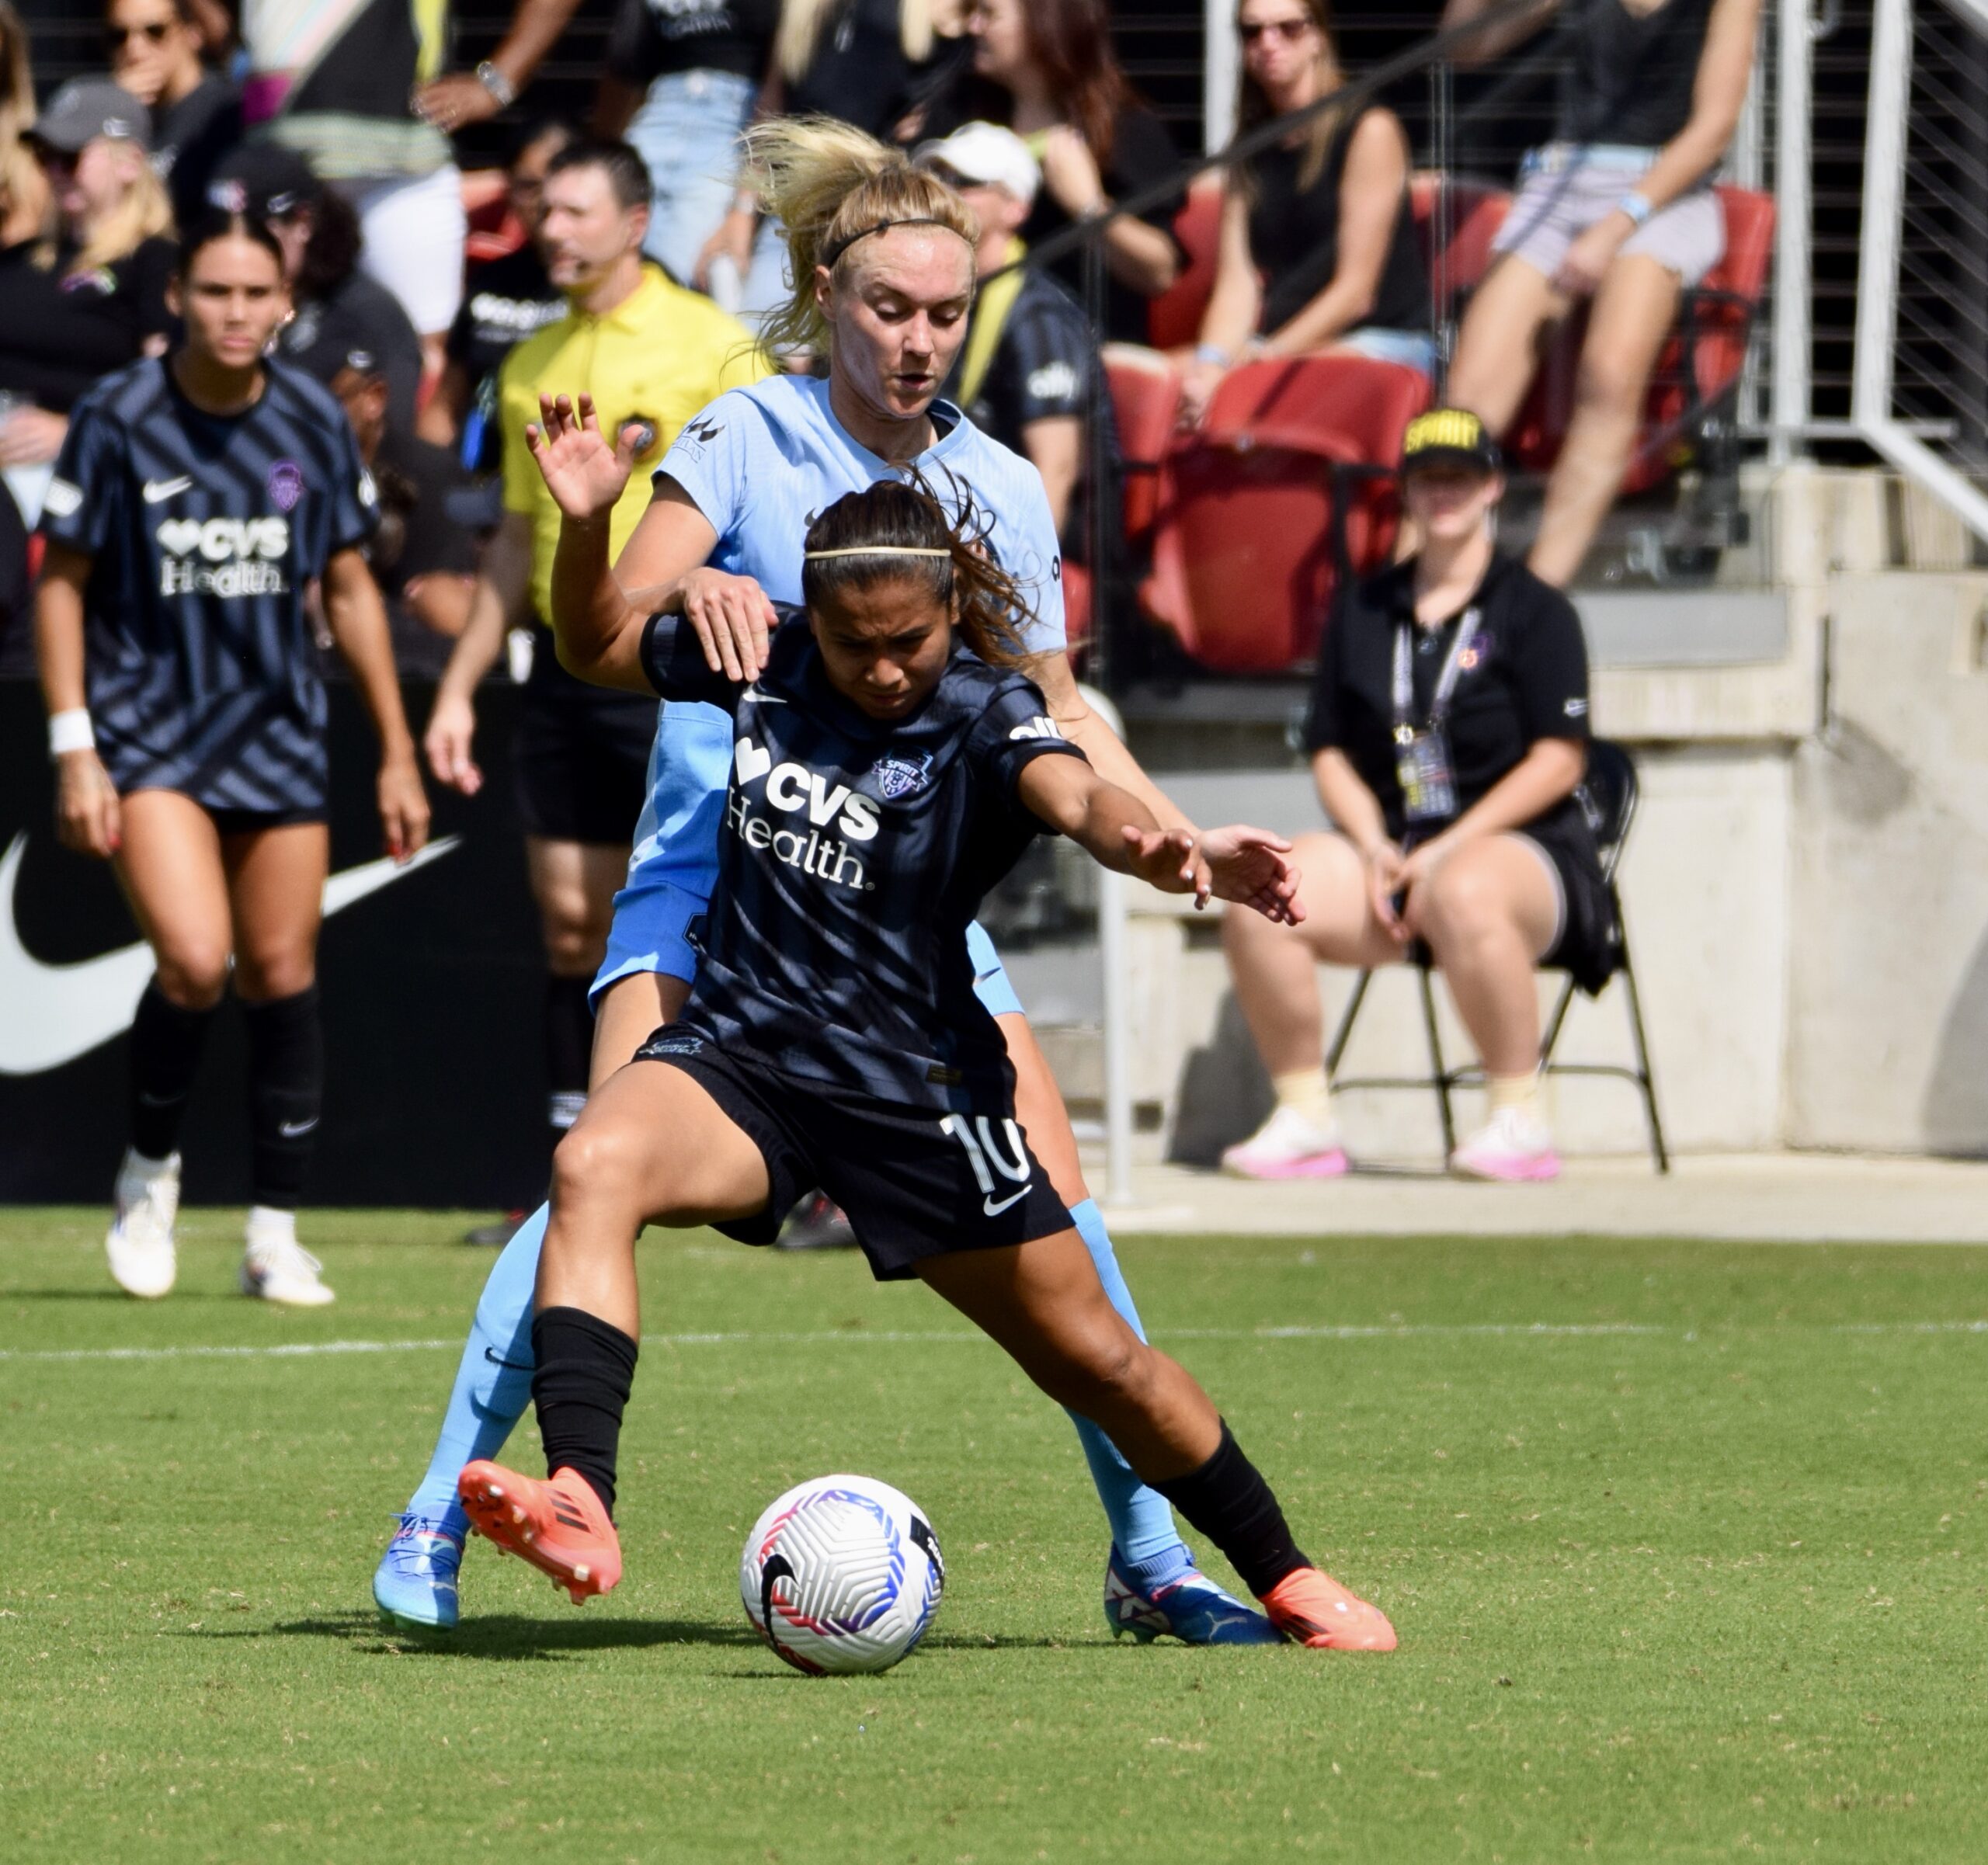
left=499, top=266, right=772, bottom=623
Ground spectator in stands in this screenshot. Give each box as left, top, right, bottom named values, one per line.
left=0, top=82, right=176, bottom=492
left=594, top=0, right=780, bottom=288
left=211, top=144, right=426, bottom=437
left=332, top=348, right=478, bottom=677
left=697, top=0, right=975, bottom=325
left=239, top=0, right=585, bottom=387
left=917, top=120, right=1095, bottom=546
left=0, top=4, right=47, bottom=248
left=1176, top=0, right=1432, bottom=430
left=106, top=0, right=242, bottom=232
left=433, top=118, right=573, bottom=466
left=1219, top=408, right=1614, bottom=1184
left=1442, top=0, right=1761, bottom=587
left=962, top=0, right=1182, bottom=344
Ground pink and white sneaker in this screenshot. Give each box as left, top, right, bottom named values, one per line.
left=1221, top=1105, right=1350, bottom=1180
left=1449, top=1108, right=1561, bottom=1182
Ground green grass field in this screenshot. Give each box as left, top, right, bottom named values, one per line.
left=4, top=1210, right=1986, bottom=1863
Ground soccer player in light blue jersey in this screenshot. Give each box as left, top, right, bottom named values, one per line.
left=375, top=117, right=1277, bottom=1646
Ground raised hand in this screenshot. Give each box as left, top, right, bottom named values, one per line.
left=524, top=393, right=635, bottom=524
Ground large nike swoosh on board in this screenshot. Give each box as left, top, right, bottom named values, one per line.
left=0, top=833, right=459, bottom=1076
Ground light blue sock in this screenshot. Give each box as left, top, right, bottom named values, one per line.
left=1063, top=1197, right=1194, bottom=1588
left=403, top=1204, right=548, bottom=1536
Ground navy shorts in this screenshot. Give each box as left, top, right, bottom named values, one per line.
left=632, top=1032, right=1073, bottom=1282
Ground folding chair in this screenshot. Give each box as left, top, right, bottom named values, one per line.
left=1323, top=738, right=1669, bottom=1171
left=1101, top=342, right=1183, bottom=547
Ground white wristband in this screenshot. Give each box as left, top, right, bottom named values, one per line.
left=1618, top=190, right=1654, bottom=229
left=48, top=708, right=95, bottom=757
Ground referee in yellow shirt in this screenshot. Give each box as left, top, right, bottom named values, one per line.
left=424, top=139, right=769, bottom=1231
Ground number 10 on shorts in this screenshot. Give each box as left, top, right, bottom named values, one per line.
left=940, top=1114, right=1034, bottom=1215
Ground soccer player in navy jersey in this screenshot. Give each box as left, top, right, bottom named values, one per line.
left=376, top=118, right=1272, bottom=1647
left=35, top=211, right=430, bottom=1307
left=456, top=478, right=1397, bottom=1653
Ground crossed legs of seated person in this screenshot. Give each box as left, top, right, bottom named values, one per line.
left=453, top=1045, right=1395, bottom=1653
left=376, top=971, right=1281, bottom=1644
left=1220, top=828, right=1565, bottom=1182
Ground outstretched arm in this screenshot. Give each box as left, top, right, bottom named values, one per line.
left=1017, top=753, right=1304, bottom=925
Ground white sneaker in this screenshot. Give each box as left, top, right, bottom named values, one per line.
left=241, top=1222, right=336, bottom=1307
left=1450, top=1107, right=1561, bottom=1183
left=107, top=1149, right=180, bottom=1298
left=1220, top=1104, right=1350, bottom=1180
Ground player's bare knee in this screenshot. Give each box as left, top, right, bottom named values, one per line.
left=234, top=952, right=315, bottom=1003
left=551, top=1114, right=646, bottom=1214
left=154, top=946, right=229, bottom=1009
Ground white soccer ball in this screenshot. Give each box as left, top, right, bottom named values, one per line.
left=739, top=1474, right=944, bottom=1675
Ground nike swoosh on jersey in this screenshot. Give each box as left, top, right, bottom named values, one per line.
left=0, top=833, right=460, bottom=1075
left=740, top=689, right=787, bottom=705
left=278, top=1118, right=320, bottom=1137
left=982, top=1185, right=1032, bottom=1216
left=142, top=476, right=193, bottom=503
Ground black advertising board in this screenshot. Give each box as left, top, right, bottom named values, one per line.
left=0, top=678, right=554, bottom=1207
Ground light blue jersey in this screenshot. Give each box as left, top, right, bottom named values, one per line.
left=595, top=375, right=1063, bottom=1006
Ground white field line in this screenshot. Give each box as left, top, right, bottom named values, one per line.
left=2, top=1319, right=1986, bottom=1365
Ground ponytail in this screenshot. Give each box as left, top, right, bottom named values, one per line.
left=742, top=114, right=977, bottom=359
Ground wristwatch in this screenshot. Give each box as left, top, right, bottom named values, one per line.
left=475, top=61, right=517, bottom=108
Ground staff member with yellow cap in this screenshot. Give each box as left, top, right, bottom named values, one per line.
left=422, top=137, right=768, bottom=1232
left=1218, top=407, right=1616, bottom=1183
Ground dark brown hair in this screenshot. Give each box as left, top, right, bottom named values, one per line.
left=1031, top=0, right=1128, bottom=166
left=801, top=476, right=1034, bottom=669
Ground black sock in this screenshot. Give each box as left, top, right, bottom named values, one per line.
left=242, top=986, right=323, bottom=1210
left=1150, top=1421, right=1309, bottom=1598
left=530, top=1306, right=638, bottom=1518
left=544, top=974, right=593, bottom=1138
left=128, top=982, right=217, bottom=1159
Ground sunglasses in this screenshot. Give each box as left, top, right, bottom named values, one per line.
left=106, top=20, right=172, bottom=47
left=1239, top=18, right=1313, bottom=43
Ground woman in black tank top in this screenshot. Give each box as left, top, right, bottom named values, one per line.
left=1179, top=0, right=1430, bottom=428
left=1441, top=0, right=1761, bottom=587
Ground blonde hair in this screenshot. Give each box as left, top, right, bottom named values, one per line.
left=62, top=149, right=174, bottom=278
left=742, top=114, right=976, bottom=359
left=0, top=3, right=45, bottom=237
left=777, top=0, right=934, bottom=85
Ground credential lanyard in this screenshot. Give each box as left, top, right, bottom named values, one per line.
left=1391, top=608, right=1478, bottom=745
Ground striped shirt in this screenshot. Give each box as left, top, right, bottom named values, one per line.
left=641, top=607, right=1085, bottom=1109
left=42, top=356, right=377, bottom=816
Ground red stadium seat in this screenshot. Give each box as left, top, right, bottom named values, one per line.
left=1146, top=173, right=1225, bottom=352
left=1101, top=342, right=1183, bottom=544
left=1408, top=172, right=1511, bottom=314
left=1503, top=185, right=1776, bottom=492
left=1140, top=355, right=1430, bottom=672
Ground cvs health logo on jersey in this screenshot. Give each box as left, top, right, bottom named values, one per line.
left=155, top=516, right=290, bottom=599
left=727, top=735, right=880, bottom=893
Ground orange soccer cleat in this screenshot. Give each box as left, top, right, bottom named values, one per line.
left=1259, top=1566, right=1399, bottom=1651
left=457, top=1460, right=623, bottom=1606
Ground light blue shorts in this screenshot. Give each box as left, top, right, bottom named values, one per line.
left=1338, top=326, right=1439, bottom=376
left=593, top=884, right=1026, bottom=1023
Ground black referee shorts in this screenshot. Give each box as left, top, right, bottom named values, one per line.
left=510, top=684, right=655, bottom=846
left=632, top=1032, right=1074, bottom=1282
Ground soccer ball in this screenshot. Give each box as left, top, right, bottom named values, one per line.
left=739, top=1474, right=944, bottom=1675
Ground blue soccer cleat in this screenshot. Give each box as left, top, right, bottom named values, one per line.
left=373, top=1514, right=465, bottom=1631
left=1103, top=1544, right=1284, bottom=1645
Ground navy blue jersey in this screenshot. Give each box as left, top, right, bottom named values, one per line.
left=42, top=357, right=378, bottom=815
left=640, top=609, right=1086, bottom=1110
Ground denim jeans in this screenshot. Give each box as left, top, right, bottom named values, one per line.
left=624, top=68, right=758, bottom=287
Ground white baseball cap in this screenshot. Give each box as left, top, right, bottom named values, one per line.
left=914, top=121, right=1041, bottom=210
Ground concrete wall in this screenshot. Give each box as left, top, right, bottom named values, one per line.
left=1027, top=468, right=1988, bottom=1160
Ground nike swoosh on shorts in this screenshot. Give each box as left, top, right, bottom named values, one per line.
left=0, top=834, right=460, bottom=1075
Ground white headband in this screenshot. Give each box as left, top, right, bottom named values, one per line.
left=803, top=546, right=954, bottom=560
